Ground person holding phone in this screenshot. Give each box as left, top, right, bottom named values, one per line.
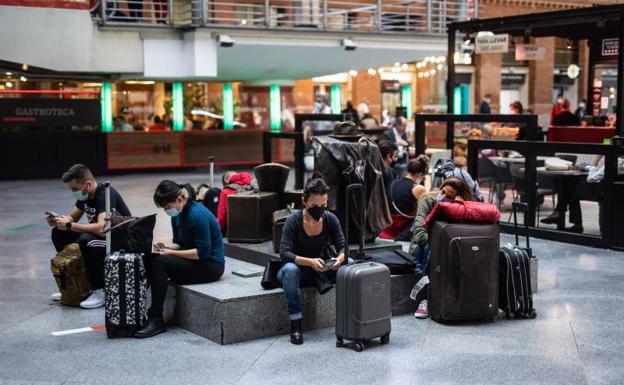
left=48, top=164, right=131, bottom=309
left=278, top=172, right=347, bottom=345
left=135, top=180, right=225, bottom=338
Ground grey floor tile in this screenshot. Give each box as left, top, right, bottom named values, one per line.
left=410, top=353, right=588, bottom=385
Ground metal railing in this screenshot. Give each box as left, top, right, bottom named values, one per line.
left=97, top=0, right=480, bottom=34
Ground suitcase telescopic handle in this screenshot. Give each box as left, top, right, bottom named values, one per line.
left=345, top=183, right=364, bottom=260
left=208, top=156, right=215, bottom=188
left=511, top=201, right=530, bottom=249
left=104, top=181, right=111, bottom=255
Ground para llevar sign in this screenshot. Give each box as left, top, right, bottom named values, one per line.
left=515, top=44, right=546, bottom=61
left=475, top=34, right=509, bottom=54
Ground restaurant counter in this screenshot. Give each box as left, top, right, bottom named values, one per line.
left=0, top=129, right=293, bottom=180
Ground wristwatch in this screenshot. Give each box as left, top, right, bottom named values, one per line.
left=65, top=221, right=72, bottom=231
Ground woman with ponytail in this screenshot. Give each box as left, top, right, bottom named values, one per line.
left=278, top=172, right=347, bottom=345
left=135, top=180, right=225, bottom=338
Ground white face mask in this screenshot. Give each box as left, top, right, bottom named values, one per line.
left=165, top=207, right=180, bottom=217
left=72, top=183, right=89, bottom=201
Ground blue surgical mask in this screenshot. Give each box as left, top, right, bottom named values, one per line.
left=165, top=207, right=180, bottom=217
left=72, top=183, right=89, bottom=201
left=436, top=192, right=444, bottom=202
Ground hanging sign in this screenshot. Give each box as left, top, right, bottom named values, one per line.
left=602, top=38, right=618, bottom=56
left=515, top=44, right=546, bottom=60
left=475, top=34, right=509, bottom=54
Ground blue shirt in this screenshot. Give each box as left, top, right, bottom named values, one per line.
left=171, top=200, right=224, bottom=265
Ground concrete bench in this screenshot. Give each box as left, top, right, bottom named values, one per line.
left=167, top=257, right=420, bottom=345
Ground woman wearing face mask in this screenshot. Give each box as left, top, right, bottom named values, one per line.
left=380, top=155, right=429, bottom=241
left=409, top=177, right=474, bottom=319
left=278, top=172, right=346, bottom=345
left=135, top=180, right=225, bottom=338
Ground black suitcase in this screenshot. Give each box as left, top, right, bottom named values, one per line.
left=104, top=251, right=148, bottom=338
left=335, top=184, right=392, bottom=352
left=198, top=156, right=221, bottom=216
left=499, top=202, right=537, bottom=319
left=281, top=189, right=304, bottom=209
left=429, top=221, right=499, bottom=323
left=227, top=192, right=279, bottom=243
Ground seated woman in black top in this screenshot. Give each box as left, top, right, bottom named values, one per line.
left=278, top=173, right=346, bottom=345
left=379, top=155, right=429, bottom=241
left=134, top=181, right=225, bottom=338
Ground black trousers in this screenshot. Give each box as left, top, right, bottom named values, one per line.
left=51, top=228, right=107, bottom=290
left=554, top=176, right=584, bottom=226
left=144, top=254, right=224, bottom=317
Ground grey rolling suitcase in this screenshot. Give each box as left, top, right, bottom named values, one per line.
left=335, top=184, right=392, bottom=352
left=429, top=221, right=499, bottom=323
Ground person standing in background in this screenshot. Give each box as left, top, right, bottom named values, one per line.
left=575, top=99, right=587, bottom=122
left=550, top=95, right=564, bottom=125
left=479, top=94, right=492, bottom=114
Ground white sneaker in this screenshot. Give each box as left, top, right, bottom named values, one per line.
left=80, top=289, right=105, bottom=309
left=51, top=292, right=62, bottom=301
left=414, top=300, right=429, bottom=319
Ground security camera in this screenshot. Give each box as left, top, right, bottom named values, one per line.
left=216, top=34, right=235, bottom=48
left=341, top=38, right=357, bottom=51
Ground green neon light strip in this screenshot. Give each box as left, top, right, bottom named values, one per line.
left=401, top=85, right=412, bottom=118
left=330, top=84, right=341, bottom=114
left=101, top=82, right=113, bottom=133
left=172, top=83, right=184, bottom=131
left=223, top=83, right=234, bottom=130
left=269, top=84, right=281, bottom=132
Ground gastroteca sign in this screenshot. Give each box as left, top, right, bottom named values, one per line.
left=515, top=44, right=546, bottom=60
left=0, top=99, right=100, bottom=127
left=475, top=34, right=509, bottom=54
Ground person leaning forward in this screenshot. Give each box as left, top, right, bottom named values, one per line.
left=48, top=164, right=131, bottom=309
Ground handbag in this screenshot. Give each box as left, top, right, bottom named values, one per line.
left=261, top=257, right=282, bottom=290
left=108, top=214, right=156, bottom=254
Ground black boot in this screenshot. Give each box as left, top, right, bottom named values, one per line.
left=290, top=319, right=303, bottom=345
left=134, top=315, right=166, bottom=338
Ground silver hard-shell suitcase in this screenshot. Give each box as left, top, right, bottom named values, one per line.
left=335, top=184, right=391, bottom=352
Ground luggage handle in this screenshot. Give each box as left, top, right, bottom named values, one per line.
left=208, top=156, right=215, bottom=188
left=105, top=181, right=111, bottom=255
left=345, top=183, right=365, bottom=261
left=511, top=202, right=530, bottom=249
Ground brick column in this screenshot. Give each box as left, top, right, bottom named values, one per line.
left=352, top=70, right=381, bottom=119
left=293, top=80, right=314, bottom=113
left=528, top=37, right=555, bottom=124
left=578, top=39, right=590, bottom=105
left=474, top=53, right=502, bottom=113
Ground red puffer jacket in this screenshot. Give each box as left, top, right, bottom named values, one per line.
left=422, top=200, right=500, bottom=227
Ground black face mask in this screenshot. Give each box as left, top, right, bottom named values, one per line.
left=307, top=205, right=325, bottom=222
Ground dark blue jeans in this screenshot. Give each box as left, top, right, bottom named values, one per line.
left=277, top=258, right=354, bottom=320
left=412, top=243, right=430, bottom=273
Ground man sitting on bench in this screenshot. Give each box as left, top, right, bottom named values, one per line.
left=47, top=164, right=131, bottom=309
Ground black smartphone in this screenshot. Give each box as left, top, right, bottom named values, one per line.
left=324, top=259, right=337, bottom=268
left=45, top=211, right=60, bottom=219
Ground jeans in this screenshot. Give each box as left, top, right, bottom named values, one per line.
left=411, top=243, right=430, bottom=273
left=277, top=258, right=354, bottom=320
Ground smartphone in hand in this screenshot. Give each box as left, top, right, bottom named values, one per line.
left=45, top=211, right=60, bottom=219
left=324, top=258, right=337, bottom=269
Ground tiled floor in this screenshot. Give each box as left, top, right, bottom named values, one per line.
left=0, top=170, right=622, bottom=385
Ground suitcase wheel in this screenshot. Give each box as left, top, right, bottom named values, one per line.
left=354, top=342, right=364, bottom=352
left=336, top=337, right=344, bottom=348
left=380, top=333, right=390, bottom=345
left=529, top=310, right=537, bottom=319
